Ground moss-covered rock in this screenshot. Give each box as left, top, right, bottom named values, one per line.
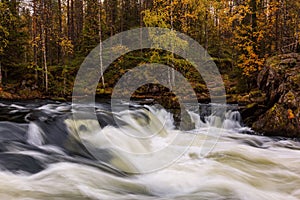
left=249, top=53, right=300, bottom=137
left=252, top=104, right=300, bottom=137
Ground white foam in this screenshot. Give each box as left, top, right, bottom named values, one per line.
left=27, top=122, right=45, bottom=146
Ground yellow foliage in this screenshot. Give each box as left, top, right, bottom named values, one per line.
left=59, top=38, right=74, bottom=55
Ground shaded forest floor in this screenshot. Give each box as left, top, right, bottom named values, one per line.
left=0, top=68, right=261, bottom=105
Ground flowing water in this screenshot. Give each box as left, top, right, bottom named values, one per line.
left=0, top=100, right=299, bottom=200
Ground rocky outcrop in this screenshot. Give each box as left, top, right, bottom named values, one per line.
left=251, top=53, right=300, bottom=137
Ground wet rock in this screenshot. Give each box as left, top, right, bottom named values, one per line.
left=153, top=95, right=195, bottom=131
left=240, top=103, right=267, bottom=126
left=252, top=103, right=300, bottom=137
left=250, top=53, right=300, bottom=137
left=279, top=91, right=297, bottom=109
left=0, top=153, right=45, bottom=174
left=257, top=67, right=282, bottom=106
left=172, top=108, right=195, bottom=131
left=249, top=90, right=267, bottom=104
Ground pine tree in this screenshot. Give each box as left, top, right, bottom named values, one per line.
left=1, top=0, right=29, bottom=84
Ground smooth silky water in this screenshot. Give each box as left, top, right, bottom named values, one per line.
left=0, top=100, right=299, bottom=200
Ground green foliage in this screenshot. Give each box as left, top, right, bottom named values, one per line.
left=0, top=2, right=11, bottom=55
left=0, top=0, right=300, bottom=98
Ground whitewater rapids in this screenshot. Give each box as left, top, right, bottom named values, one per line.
left=0, top=101, right=299, bottom=200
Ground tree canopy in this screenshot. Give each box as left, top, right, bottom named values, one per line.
left=0, top=0, right=299, bottom=97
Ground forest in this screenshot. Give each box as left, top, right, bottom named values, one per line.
left=0, top=0, right=299, bottom=99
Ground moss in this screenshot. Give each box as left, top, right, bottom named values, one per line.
left=237, top=94, right=250, bottom=105
left=254, top=103, right=300, bottom=136
left=285, top=91, right=295, bottom=100
left=270, top=104, right=277, bottom=112
left=291, top=74, right=300, bottom=87
left=51, top=97, right=67, bottom=102
left=246, top=103, right=257, bottom=109
left=249, top=90, right=263, bottom=98
left=266, top=56, right=281, bottom=68
left=97, top=88, right=105, bottom=94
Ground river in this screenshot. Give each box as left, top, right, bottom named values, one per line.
left=0, top=100, right=299, bottom=200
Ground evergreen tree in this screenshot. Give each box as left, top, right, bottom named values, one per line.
left=1, top=0, right=29, bottom=84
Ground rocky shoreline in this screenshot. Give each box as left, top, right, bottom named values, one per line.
left=242, top=53, right=300, bottom=137
left=1, top=53, right=299, bottom=137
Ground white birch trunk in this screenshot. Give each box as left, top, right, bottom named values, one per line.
left=99, top=0, right=105, bottom=89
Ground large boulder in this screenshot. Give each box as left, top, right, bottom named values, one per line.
left=252, top=103, right=300, bottom=137
left=251, top=53, right=300, bottom=137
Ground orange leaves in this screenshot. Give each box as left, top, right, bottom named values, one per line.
left=59, top=37, right=74, bottom=55
left=288, top=109, right=295, bottom=119
left=238, top=43, right=265, bottom=76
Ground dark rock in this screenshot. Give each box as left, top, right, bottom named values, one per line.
left=0, top=153, right=45, bottom=174
left=240, top=103, right=267, bottom=126
left=252, top=104, right=300, bottom=137
left=279, top=91, right=297, bottom=109
left=257, top=68, right=280, bottom=107
left=172, top=108, right=195, bottom=131
left=250, top=53, right=300, bottom=137
left=249, top=90, right=267, bottom=104
left=280, top=53, right=300, bottom=60
left=280, top=58, right=297, bottom=67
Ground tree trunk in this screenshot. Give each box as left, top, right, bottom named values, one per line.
left=169, top=0, right=175, bottom=89
left=67, top=0, right=70, bottom=40
left=57, top=0, right=62, bottom=64
left=139, top=0, right=143, bottom=51
left=42, top=26, right=48, bottom=92
left=70, top=0, right=75, bottom=42
left=75, top=0, right=83, bottom=42
left=251, top=0, right=257, bottom=53
left=41, top=0, right=48, bottom=92
left=204, top=10, right=208, bottom=51
left=33, top=0, right=38, bottom=83
left=98, top=0, right=105, bottom=88
left=120, top=0, right=124, bottom=33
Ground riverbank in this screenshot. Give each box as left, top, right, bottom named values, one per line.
left=1, top=53, right=299, bottom=137
left=246, top=53, right=300, bottom=137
